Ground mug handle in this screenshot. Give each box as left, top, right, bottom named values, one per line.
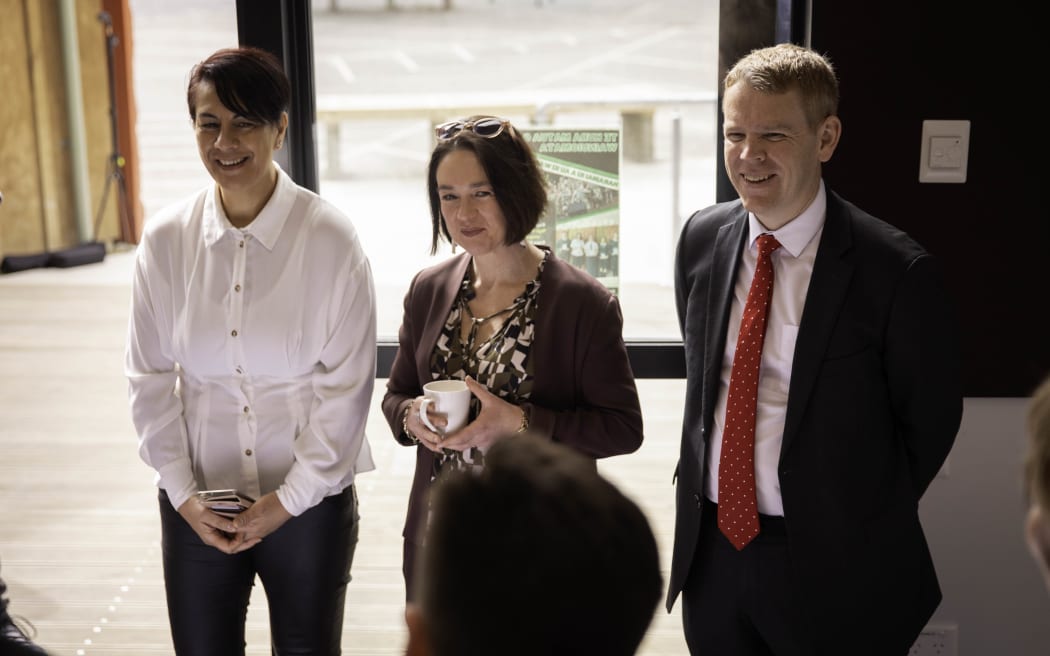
left=418, top=398, right=440, bottom=434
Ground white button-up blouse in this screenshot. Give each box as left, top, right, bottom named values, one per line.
left=125, top=164, right=376, bottom=516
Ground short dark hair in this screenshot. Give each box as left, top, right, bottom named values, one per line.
left=419, top=435, right=662, bottom=656
left=187, top=46, right=290, bottom=126
left=426, top=116, right=548, bottom=254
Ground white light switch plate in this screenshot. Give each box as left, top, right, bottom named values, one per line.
left=919, top=120, right=970, bottom=183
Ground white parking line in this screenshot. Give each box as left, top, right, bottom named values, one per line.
left=393, top=50, right=420, bottom=72
left=519, top=26, right=685, bottom=89
left=451, top=44, right=476, bottom=63
left=325, top=55, right=356, bottom=84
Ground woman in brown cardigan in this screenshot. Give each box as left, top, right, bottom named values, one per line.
left=381, top=116, right=643, bottom=601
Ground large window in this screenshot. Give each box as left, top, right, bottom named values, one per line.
left=130, top=0, right=238, bottom=220
left=308, top=0, right=719, bottom=342
left=131, top=0, right=718, bottom=357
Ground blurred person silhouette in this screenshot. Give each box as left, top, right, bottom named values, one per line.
left=584, top=232, right=599, bottom=276
left=0, top=561, right=50, bottom=656
left=403, top=434, right=662, bottom=656
left=1024, top=373, right=1050, bottom=593
left=569, top=231, right=585, bottom=268
left=556, top=232, right=570, bottom=261
left=124, top=46, right=377, bottom=655
left=382, top=115, right=643, bottom=602
left=668, top=43, right=962, bottom=655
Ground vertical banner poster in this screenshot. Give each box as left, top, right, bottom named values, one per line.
left=521, top=127, right=621, bottom=295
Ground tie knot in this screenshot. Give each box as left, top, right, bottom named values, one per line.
left=756, top=233, right=781, bottom=258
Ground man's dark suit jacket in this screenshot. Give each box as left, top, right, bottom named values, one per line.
left=668, top=188, right=963, bottom=654
left=381, top=249, right=643, bottom=547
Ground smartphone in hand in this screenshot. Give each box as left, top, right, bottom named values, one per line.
left=196, top=489, right=255, bottom=519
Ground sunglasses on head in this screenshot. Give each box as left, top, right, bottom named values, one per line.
left=435, top=117, right=509, bottom=141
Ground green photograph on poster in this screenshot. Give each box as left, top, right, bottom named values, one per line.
left=521, top=127, right=621, bottom=294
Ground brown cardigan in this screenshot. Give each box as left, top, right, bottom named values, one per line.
left=381, top=249, right=643, bottom=545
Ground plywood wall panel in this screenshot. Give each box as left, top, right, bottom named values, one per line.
left=77, top=0, right=120, bottom=244
left=0, top=0, right=47, bottom=256
left=25, top=0, right=77, bottom=252
left=0, top=0, right=120, bottom=259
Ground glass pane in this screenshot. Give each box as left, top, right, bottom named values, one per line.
left=311, top=0, right=719, bottom=341
left=130, top=0, right=239, bottom=218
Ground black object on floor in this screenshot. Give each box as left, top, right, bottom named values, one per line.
left=0, top=253, right=52, bottom=274
left=0, top=242, right=106, bottom=274
left=47, top=241, right=107, bottom=268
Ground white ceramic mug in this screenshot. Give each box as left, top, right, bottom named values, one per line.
left=419, top=379, right=471, bottom=435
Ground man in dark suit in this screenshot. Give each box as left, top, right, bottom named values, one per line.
left=667, top=43, right=963, bottom=655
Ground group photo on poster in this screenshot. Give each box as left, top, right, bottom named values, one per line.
left=521, top=128, right=621, bottom=293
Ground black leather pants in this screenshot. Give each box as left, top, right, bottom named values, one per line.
left=158, top=486, right=359, bottom=656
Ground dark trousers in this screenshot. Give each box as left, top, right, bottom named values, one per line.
left=0, top=568, right=8, bottom=616
left=159, top=486, right=359, bottom=656
left=402, top=539, right=419, bottom=603
left=681, top=498, right=810, bottom=656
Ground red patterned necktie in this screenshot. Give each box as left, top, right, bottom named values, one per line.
left=718, top=233, right=781, bottom=550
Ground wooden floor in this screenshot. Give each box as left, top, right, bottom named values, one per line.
left=0, top=250, right=689, bottom=655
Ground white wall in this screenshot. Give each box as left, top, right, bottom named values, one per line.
left=920, top=398, right=1050, bottom=655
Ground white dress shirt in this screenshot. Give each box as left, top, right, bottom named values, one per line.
left=125, top=163, right=377, bottom=517
left=705, top=181, right=827, bottom=516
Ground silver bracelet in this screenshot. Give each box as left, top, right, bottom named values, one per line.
left=402, top=404, right=420, bottom=444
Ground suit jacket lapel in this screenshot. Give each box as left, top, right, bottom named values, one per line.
left=703, top=212, right=749, bottom=431
left=415, top=253, right=471, bottom=384
left=781, top=191, right=855, bottom=454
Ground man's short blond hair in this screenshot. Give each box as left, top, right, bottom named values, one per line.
left=723, top=42, right=839, bottom=128
left=1025, top=375, right=1050, bottom=509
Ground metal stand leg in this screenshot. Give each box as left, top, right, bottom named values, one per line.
left=93, top=11, right=133, bottom=243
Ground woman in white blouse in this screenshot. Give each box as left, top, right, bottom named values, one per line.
left=124, top=46, right=377, bottom=655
